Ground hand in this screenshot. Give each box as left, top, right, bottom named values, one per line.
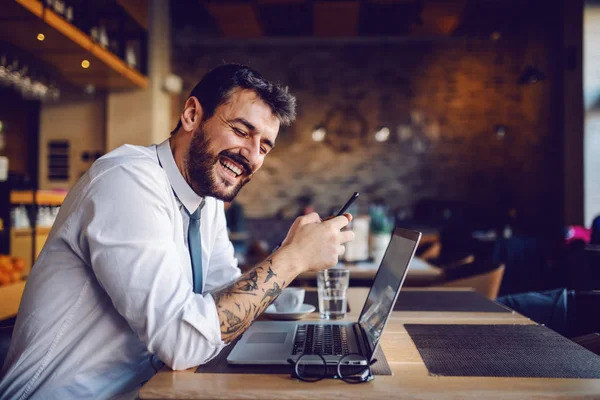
left=321, top=213, right=352, bottom=223
left=279, top=213, right=355, bottom=273
left=280, top=213, right=352, bottom=247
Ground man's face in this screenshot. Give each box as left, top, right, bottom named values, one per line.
left=185, top=89, right=280, bottom=202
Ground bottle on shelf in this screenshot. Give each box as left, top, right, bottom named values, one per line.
left=10, top=206, right=31, bottom=229
left=98, top=24, right=109, bottom=48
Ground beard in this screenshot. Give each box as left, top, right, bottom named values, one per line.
left=185, top=124, right=253, bottom=202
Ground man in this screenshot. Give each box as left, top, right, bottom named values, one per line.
left=0, top=64, right=354, bottom=399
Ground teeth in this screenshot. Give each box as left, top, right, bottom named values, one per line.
left=220, top=160, right=242, bottom=176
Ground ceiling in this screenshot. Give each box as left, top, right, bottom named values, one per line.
left=172, top=0, right=528, bottom=41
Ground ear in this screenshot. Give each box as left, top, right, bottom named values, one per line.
left=180, top=96, right=203, bottom=133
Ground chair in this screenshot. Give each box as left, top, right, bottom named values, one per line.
left=418, top=240, right=476, bottom=270
left=492, top=235, right=549, bottom=295
left=418, top=241, right=440, bottom=260
left=571, top=290, right=600, bottom=337
left=439, top=260, right=505, bottom=299
left=433, top=254, right=476, bottom=270
left=573, top=333, right=600, bottom=356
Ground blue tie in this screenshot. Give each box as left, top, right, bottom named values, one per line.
left=188, top=200, right=205, bottom=293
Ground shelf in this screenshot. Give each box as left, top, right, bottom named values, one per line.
left=10, top=190, right=66, bottom=206
left=11, top=227, right=52, bottom=235
left=0, top=0, right=148, bottom=90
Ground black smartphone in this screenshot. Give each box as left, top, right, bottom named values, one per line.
left=335, top=192, right=360, bottom=216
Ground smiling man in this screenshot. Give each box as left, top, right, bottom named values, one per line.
left=0, top=64, right=354, bottom=399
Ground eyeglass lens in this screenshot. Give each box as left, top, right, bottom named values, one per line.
left=295, top=354, right=327, bottom=382
left=337, top=354, right=372, bottom=383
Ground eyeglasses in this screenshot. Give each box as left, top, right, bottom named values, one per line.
left=287, top=354, right=376, bottom=384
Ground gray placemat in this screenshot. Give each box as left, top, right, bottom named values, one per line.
left=394, top=291, right=511, bottom=313
left=304, top=292, right=351, bottom=312
left=405, top=324, right=600, bottom=378
left=195, top=340, right=391, bottom=375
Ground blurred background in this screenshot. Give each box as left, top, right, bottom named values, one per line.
left=0, top=0, right=599, bottom=304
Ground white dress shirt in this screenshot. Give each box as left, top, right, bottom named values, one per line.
left=0, top=139, right=241, bottom=400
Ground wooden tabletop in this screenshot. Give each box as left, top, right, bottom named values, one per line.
left=140, top=287, right=600, bottom=399
left=295, top=257, right=443, bottom=286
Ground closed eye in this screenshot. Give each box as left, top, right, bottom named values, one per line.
left=233, top=127, right=249, bottom=138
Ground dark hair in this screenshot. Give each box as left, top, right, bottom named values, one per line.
left=173, top=64, right=296, bottom=133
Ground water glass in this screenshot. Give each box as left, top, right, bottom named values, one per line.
left=317, top=269, right=350, bottom=319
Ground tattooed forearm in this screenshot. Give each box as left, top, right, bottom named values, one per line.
left=264, top=260, right=277, bottom=283
left=262, top=281, right=283, bottom=303
left=212, top=256, right=298, bottom=343
left=221, top=308, right=253, bottom=336
left=239, top=270, right=259, bottom=292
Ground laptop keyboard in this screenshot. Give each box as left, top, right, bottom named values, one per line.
left=292, top=324, right=350, bottom=356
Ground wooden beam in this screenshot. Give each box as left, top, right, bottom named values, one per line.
left=116, top=0, right=148, bottom=30
left=411, top=0, right=468, bottom=36
left=204, top=3, right=263, bottom=38
left=314, top=1, right=360, bottom=37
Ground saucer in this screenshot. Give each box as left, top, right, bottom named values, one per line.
left=264, top=304, right=316, bottom=320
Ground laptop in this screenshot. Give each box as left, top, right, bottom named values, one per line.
left=227, top=227, right=422, bottom=365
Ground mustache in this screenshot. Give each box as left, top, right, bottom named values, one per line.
left=219, top=151, right=252, bottom=176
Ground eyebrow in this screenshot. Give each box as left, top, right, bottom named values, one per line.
left=229, top=117, right=276, bottom=150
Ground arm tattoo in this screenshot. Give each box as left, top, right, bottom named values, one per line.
left=264, top=260, right=277, bottom=283
left=213, top=256, right=293, bottom=342
left=221, top=309, right=250, bottom=335
left=262, top=281, right=283, bottom=303
left=239, top=270, right=259, bottom=292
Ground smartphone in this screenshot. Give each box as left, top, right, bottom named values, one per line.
left=335, top=192, right=360, bottom=216
left=271, top=192, right=359, bottom=252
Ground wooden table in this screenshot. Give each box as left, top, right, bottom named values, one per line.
left=140, top=288, right=600, bottom=399
left=295, top=257, right=443, bottom=286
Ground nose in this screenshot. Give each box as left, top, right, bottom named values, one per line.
left=239, top=136, right=262, bottom=172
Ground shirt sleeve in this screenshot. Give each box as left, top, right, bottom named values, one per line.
left=204, top=200, right=242, bottom=293
left=79, top=163, right=226, bottom=370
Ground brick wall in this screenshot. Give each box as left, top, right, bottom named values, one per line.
left=173, top=36, right=555, bottom=223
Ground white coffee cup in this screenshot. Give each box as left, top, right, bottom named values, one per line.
left=273, top=287, right=305, bottom=312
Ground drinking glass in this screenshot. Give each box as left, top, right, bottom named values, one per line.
left=317, top=269, right=350, bottom=319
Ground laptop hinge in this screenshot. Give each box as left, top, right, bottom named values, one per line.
left=352, top=323, right=372, bottom=358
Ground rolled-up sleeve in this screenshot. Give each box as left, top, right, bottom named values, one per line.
left=80, top=163, right=226, bottom=370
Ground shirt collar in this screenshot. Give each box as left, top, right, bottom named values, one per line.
left=157, top=138, right=204, bottom=215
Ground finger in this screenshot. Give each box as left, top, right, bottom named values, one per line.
left=324, top=215, right=350, bottom=230
left=339, top=230, right=355, bottom=244
left=322, top=213, right=352, bottom=223
left=338, top=245, right=346, bottom=256
left=300, top=212, right=322, bottom=225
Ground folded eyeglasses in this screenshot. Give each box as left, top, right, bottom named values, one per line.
left=287, top=353, right=376, bottom=384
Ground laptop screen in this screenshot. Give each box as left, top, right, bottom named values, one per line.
left=357, top=228, right=421, bottom=358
